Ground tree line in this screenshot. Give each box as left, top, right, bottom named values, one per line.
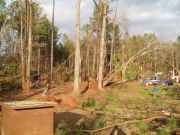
left=0, top=0, right=180, bottom=95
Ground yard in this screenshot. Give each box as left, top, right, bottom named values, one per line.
left=53, top=81, right=180, bottom=135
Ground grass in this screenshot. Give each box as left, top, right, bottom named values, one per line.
left=136, top=121, right=149, bottom=135
left=77, top=81, right=180, bottom=134
left=81, top=98, right=96, bottom=109
left=55, top=116, right=106, bottom=135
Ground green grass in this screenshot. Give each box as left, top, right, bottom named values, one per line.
left=78, top=82, right=180, bottom=134
left=81, top=98, right=96, bottom=109
left=136, top=121, right=150, bottom=135
left=156, top=117, right=177, bottom=135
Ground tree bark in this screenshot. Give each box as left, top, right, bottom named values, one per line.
left=73, top=0, right=81, bottom=95
left=25, top=0, right=32, bottom=92
left=92, top=42, right=97, bottom=78
left=121, top=15, right=129, bottom=81
left=98, top=0, right=107, bottom=89
left=37, top=47, right=40, bottom=77
left=50, top=0, right=55, bottom=82
left=110, top=8, right=117, bottom=72
left=20, top=10, right=26, bottom=90
left=86, top=41, right=90, bottom=79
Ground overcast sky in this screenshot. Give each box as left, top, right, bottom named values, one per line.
left=36, top=0, right=180, bottom=41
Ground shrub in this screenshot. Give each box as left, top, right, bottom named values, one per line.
left=55, top=122, right=68, bottom=135
left=136, top=121, right=149, bottom=135
left=81, top=98, right=96, bottom=109
left=93, top=117, right=106, bottom=129
left=157, top=117, right=177, bottom=135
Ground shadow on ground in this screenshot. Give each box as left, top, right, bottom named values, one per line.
left=54, top=111, right=125, bottom=135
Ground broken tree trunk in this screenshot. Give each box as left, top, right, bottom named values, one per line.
left=20, top=10, right=26, bottom=91
left=110, top=7, right=117, bottom=73
left=25, top=0, right=32, bottom=92
left=98, top=0, right=107, bottom=89
left=50, top=0, right=55, bottom=82
left=73, top=0, right=81, bottom=95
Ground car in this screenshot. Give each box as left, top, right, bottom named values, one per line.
left=144, top=79, right=173, bottom=86
left=143, top=76, right=173, bottom=86
left=143, top=79, right=161, bottom=86
left=161, top=80, right=173, bottom=86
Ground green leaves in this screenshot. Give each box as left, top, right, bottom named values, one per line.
left=0, top=0, right=6, bottom=28
left=0, top=0, right=5, bottom=11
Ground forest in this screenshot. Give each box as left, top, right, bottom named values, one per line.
left=0, top=0, right=180, bottom=135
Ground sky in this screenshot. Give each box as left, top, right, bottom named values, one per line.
left=35, top=0, right=180, bottom=41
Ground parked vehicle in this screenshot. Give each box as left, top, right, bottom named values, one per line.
left=143, top=79, right=161, bottom=86
left=161, top=80, right=173, bottom=86
left=143, top=76, right=173, bottom=86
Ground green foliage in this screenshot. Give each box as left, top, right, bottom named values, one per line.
left=54, top=34, right=74, bottom=64
left=74, top=130, right=84, bottom=135
left=4, top=63, right=17, bottom=75
left=7, top=0, right=59, bottom=45
left=104, top=92, right=114, bottom=101
left=157, top=128, right=169, bottom=135
left=143, top=85, right=180, bottom=100
left=0, top=56, right=18, bottom=76
left=33, top=16, right=51, bottom=42
left=126, top=64, right=139, bottom=80
left=55, top=116, right=106, bottom=135
left=0, top=56, right=19, bottom=91
left=0, top=78, right=20, bottom=91
left=157, top=117, right=177, bottom=135
left=0, top=0, right=5, bottom=29
left=166, top=85, right=180, bottom=100
left=55, top=122, right=68, bottom=135
left=136, top=121, right=149, bottom=135
left=93, top=117, right=106, bottom=129
left=81, top=98, right=96, bottom=109
left=168, top=117, right=177, bottom=131
left=0, top=0, right=5, bottom=10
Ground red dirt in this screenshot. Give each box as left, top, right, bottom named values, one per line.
left=60, top=95, right=79, bottom=110
left=0, top=81, right=100, bottom=111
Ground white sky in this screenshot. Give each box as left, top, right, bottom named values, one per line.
left=7, top=0, right=180, bottom=41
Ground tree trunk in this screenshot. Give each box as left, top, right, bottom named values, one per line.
left=73, top=0, right=81, bottom=95
left=122, top=42, right=126, bottom=81
left=110, top=9, right=117, bottom=72
left=50, top=0, right=55, bottom=82
left=92, top=42, right=97, bottom=78
left=121, top=15, right=129, bottom=81
left=98, top=0, right=107, bottom=89
left=172, top=48, right=176, bottom=79
left=86, top=41, right=90, bottom=80
left=20, top=11, right=26, bottom=90
left=37, top=47, right=40, bottom=77
left=25, top=0, right=32, bottom=92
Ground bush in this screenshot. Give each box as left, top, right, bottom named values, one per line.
left=157, top=117, right=177, bottom=135
left=136, top=121, right=149, bottom=135
left=0, top=78, right=20, bottom=91
left=55, top=122, right=68, bottom=135
left=143, top=85, right=180, bottom=100
left=93, top=117, right=106, bottom=129
left=81, top=98, right=96, bottom=109
left=166, top=85, right=180, bottom=99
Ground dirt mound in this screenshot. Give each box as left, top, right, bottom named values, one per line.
left=60, top=95, right=79, bottom=110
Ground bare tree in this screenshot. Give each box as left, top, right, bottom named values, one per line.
left=98, top=0, right=107, bottom=89
left=121, top=12, right=129, bottom=81
left=50, top=0, right=55, bottom=82
left=25, top=0, right=32, bottom=92
left=20, top=7, right=26, bottom=90
left=110, top=7, right=117, bottom=72
left=74, top=0, right=81, bottom=95
left=37, top=47, right=40, bottom=77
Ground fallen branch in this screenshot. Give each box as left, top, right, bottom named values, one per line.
left=71, top=115, right=170, bottom=134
